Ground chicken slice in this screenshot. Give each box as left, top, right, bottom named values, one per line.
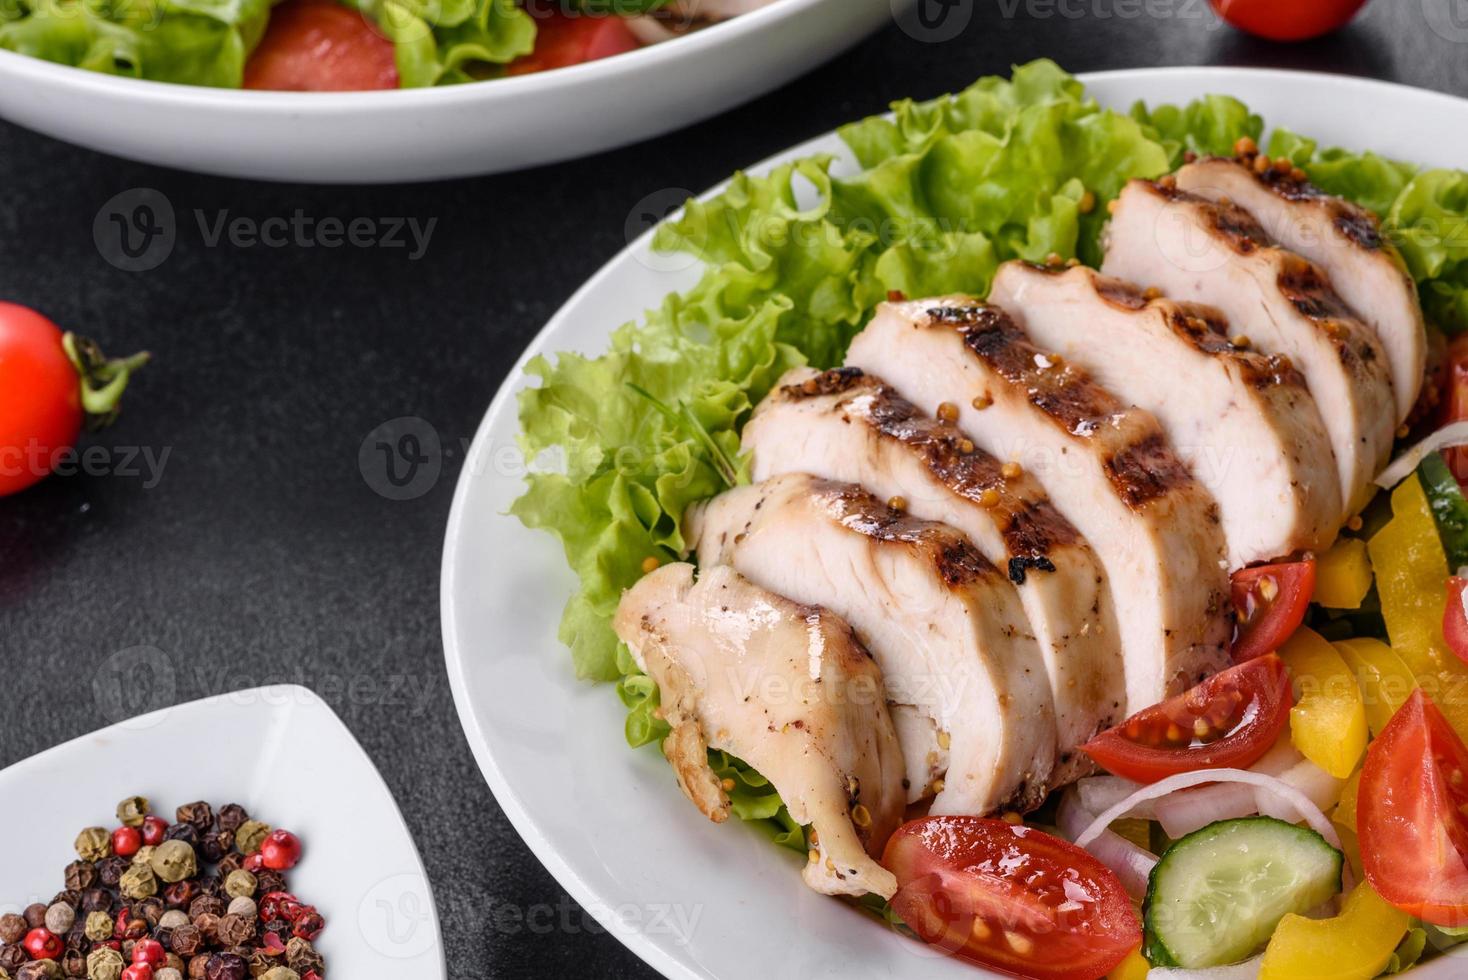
left=846, top=298, right=1231, bottom=716
left=989, top=261, right=1341, bottom=567
left=1176, top=155, right=1425, bottom=422
left=686, top=474, right=1060, bottom=817
left=613, top=562, right=904, bottom=899
left=743, top=365, right=1123, bottom=781
left=1102, top=179, right=1396, bottom=515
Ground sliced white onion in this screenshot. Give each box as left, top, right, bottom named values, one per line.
left=1270, top=759, right=1345, bottom=816
left=1374, top=420, right=1468, bottom=488
left=1154, top=781, right=1261, bottom=839
left=1057, top=790, right=1157, bottom=900
left=1075, top=775, right=1151, bottom=818
left=1149, top=954, right=1263, bottom=980
left=1249, top=736, right=1305, bottom=777
left=1075, top=768, right=1342, bottom=852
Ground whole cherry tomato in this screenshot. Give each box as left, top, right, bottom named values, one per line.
left=1209, top=0, right=1370, bottom=41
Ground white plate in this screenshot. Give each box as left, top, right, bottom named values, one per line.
left=442, top=68, right=1468, bottom=979
left=0, top=686, right=446, bottom=979
left=0, top=0, right=896, bottom=183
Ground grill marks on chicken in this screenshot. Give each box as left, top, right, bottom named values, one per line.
left=613, top=563, right=904, bottom=898
left=686, top=474, right=1060, bottom=817
left=743, top=366, right=1122, bottom=779
left=1175, top=156, right=1425, bottom=422
left=846, top=299, right=1232, bottom=718
left=1102, top=179, right=1395, bottom=515
left=989, top=261, right=1341, bottom=567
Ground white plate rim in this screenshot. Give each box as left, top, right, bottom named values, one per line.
left=441, top=66, right=1468, bottom=980
left=0, top=0, right=833, bottom=108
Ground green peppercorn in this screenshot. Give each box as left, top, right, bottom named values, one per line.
left=222, top=870, right=256, bottom=900
left=132, top=845, right=156, bottom=868
left=118, top=863, right=158, bottom=900
left=84, top=911, right=113, bottom=942
left=19, top=961, right=60, bottom=980
left=148, top=840, right=197, bottom=884
left=0, top=967, right=10, bottom=980
left=86, top=947, right=124, bottom=980
left=74, top=828, right=111, bottom=862
left=153, top=970, right=182, bottom=980
left=115, top=796, right=150, bottom=828
left=259, top=969, right=299, bottom=980
left=234, top=820, right=271, bottom=855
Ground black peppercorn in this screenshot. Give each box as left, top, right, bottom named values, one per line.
left=79, top=889, right=112, bottom=914
left=0, top=913, right=26, bottom=943
left=137, top=897, right=164, bottom=927
left=61, top=948, right=87, bottom=978
left=0, top=946, right=26, bottom=972
left=23, top=903, right=47, bottom=928
left=175, top=802, right=214, bottom=834
left=164, top=881, right=198, bottom=909
left=214, top=854, right=243, bottom=878
left=199, top=830, right=233, bottom=864
left=203, top=952, right=246, bottom=980
left=261, top=919, right=289, bottom=938
left=215, top=805, right=248, bottom=835
left=63, top=862, right=97, bottom=893
left=170, top=924, right=205, bottom=958
left=15, top=961, right=57, bottom=980
left=97, top=857, right=129, bottom=888
left=189, top=895, right=224, bottom=920
left=50, top=890, right=80, bottom=910
left=254, top=872, right=286, bottom=896
left=163, top=824, right=200, bottom=848
left=198, top=879, right=223, bottom=900
left=215, top=914, right=254, bottom=947
left=284, top=938, right=322, bottom=975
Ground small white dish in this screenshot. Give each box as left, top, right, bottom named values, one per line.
left=0, top=0, right=898, bottom=183
left=0, top=685, right=445, bottom=979
left=443, top=68, right=1468, bottom=979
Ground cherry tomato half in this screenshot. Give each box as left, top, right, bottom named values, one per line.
left=506, top=10, right=639, bottom=76
left=0, top=302, right=83, bottom=497
left=243, top=0, right=399, bottom=92
left=1082, top=654, right=1293, bottom=784
left=1208, top=0, right=1370, bottom=41
left=884, top=817, right=1140, bottom=980
left=1445, top=577, right=1468, bottom=667
left=1231, top=559, right=1316, bottom=663
left=1358, top=689, right=1468, bottom=927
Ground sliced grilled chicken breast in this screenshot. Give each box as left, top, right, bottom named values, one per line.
left=686, top=474, right=1059, bottom=816
left=989, top=261, right=1341, bottom=567
left=845, top=299, right=1232, bottom=716
left=614, top=563, right=904, bottom=898
left=1102, top=179, right=1395, bottom=515
left=1176, top=155, right=1425, bottom=422
left=743, top=365, right=1123, bottom=779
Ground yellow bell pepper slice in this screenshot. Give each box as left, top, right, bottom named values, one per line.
left=1279, top=628, right=1368, bottom=779
left=1332, top=768, right=1362, bottom=832
left=1258, top=882, right=1410, bottom=980
left=1333, top=638, right=1418, bottom=737
left=1108, top=947, right=1149, bottom=980
left=1313, top=537, right=1373, bottom=609
left=1367, top=477, right=1468, bottom=741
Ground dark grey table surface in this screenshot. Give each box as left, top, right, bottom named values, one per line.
left=2, top=1, right=1465, bottom=976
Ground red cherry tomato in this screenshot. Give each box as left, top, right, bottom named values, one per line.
left=0, top=303, right=82, bottom=496
left=1082, top=653, right=1293, bottom=784
left=1208, top=0, right=1370, bottom=41
left=244, top=0, right=399, bottom=92
left=1230, top=559, right=1316, bottom=662
left=506, top=10, right=639, bottom=76
left=1440, top=335, right=1468, bottom=485
left=140, top=816, right=168, bottom=848
left=121, top=964, right=154, bottom=980
left=111, top=826, right=142, bottom=858
left=883, top=817, right=1140, bottom=980
left=259, top=829, right=303, bottom=870
left=1359, top=690, right=1468, bottom=926
left=131, top=938, right=166, bottom=966
left=23, top=928, right=64, bottom=960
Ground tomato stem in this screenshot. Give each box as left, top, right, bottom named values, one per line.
left=62, top=332, right=151, bottom=431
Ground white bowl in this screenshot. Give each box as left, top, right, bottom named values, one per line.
left=441, top=67, right=1468, bottom=979
left=0, top=0, right=897, bottom=183
left=0, top=685, right=446, bottom=979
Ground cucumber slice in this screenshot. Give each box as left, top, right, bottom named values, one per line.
left=1143, top=816, right=1343, bottom=969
